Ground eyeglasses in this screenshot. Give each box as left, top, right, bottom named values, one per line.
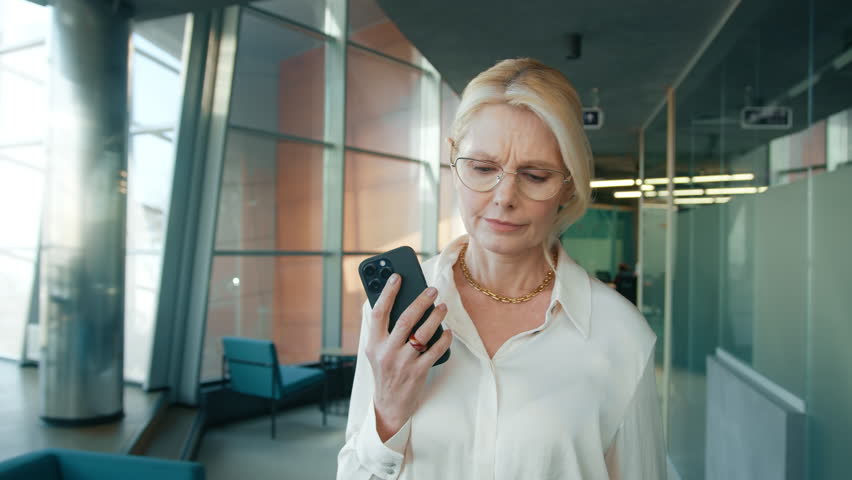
left=450, top=157, right=572, bottom=201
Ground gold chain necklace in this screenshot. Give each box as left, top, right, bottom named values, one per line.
left=458, top=243, right=557, bottom=304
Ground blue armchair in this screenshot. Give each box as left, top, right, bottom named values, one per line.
left=221, top=336, right=327, bottom=438
left=0, top=448, right=204, bottom=480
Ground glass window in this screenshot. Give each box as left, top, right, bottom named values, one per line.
left=0, top=0, right=49, bottom=49
left=203, top=255, right=324, bottom=380
left=0, top=46, right=48, bottom=146
left=346, top=46, right=423, bottom=159
left=215, top=131, right=325, bottom=251
left=0, top=0, right=48, bottom=361
left=341, top=255, right=369, bottom=354
left=230, top=10, right=326, bottom=141
left=826, top=108, right=851, bottom=172
left=348, top=0, right=424, bottom=65
left=123, top=15, right=188, bottom=382
left=131, top=40, right=183, bottom=129
left=127, top=133, right=175, bottom=251
left=0, top=144, right=46, bottom=170
left=0, top=160, right=43, bottom=359
left=251, top=0, right=328, bottom=32
left=124, top=134, right=174, bottom=382
left=204, top=3, right=334, bottom=382
left=438, top=165, right=464, bottom=250
left=769, top=120, right=828, bottom=185
left=124, top=253, right=162, bottom=381
left=343, top=151, right=424, bottom=252
left=440, top=82, right=460, bottom=165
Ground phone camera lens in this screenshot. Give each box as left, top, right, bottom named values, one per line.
left=368, top=279, right=382, bottom=292
left=363, top=264, right=376, bottom=276
left=379, top=267, right=392, bottom=279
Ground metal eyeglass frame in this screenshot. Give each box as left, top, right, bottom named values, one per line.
left=449, top=156, right=573, bottom=201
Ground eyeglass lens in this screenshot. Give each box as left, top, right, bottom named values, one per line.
left=454, top=158, right=566, bottom=200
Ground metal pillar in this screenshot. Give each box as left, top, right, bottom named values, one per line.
left=40, top=0, right=130, bottom=424
left=321, top=0, right=347, bottom=350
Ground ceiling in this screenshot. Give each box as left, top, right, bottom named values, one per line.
left=374, top=0, right=739, bottom=163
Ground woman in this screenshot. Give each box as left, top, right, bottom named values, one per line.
left=337, top=58, right=666, bottom=479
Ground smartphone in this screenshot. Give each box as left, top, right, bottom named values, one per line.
left=358, top=246, right=450, bottom=367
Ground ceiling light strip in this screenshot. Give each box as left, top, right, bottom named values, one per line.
left=590, top=173, right=756, bottom=188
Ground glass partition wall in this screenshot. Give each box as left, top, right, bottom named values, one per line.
left=639, top=0, right=852, bottom=478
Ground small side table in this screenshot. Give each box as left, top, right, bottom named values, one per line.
left=320, top=347, right=358, bottom=419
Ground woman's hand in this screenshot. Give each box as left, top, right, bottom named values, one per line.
left=365, top=273, right=453, bottom=443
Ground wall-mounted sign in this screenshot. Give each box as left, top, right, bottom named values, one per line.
left=740, top=106, right=793, bottom=130
left=583, top=107, right=604, bottom=130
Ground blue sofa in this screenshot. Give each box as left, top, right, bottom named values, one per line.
left=0, top=449, right=205, bottom=480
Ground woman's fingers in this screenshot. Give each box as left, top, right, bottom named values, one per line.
left=388, top=286, right=439, bottom=346
left=369, top=273, right=401, bottom=342
left=402, top=303, right=447, bottom=359
left=416, top=327, right=453, bottom=368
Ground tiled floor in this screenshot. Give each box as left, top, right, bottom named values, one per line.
left=197, top=405, right=347, bottom=480
left=0, top=359, right=162, bottom=462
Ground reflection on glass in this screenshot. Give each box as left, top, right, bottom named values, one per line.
left=203, top=255, right=323, bottom=380
left=343, top=151, right=423, bottom=252
left=230, top=10, right=326, bottom=140
left=346, top=47, right=423, bottom=158
left=131, top=38, right=183, bottom=129
left=215, top=131, right=325, bottom=251
left=124, top=253, right=162, bottom=381
left=128, top=134, right=175, bottom=250
left=123, top=15, right=187, bottom=382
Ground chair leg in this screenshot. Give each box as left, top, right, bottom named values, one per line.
left=270, top=398, right=277, bottom=439
left=322, top=374, right=328, bottom=427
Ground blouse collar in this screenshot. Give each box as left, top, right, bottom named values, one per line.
left=433, top=235, right=591, bottom=340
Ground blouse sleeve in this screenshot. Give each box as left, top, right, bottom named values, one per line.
left=336, top=302, right=413, bottom=480
left=604, top=349, right=667, bottom=480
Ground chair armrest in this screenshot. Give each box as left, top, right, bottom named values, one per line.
left=0, top=450, right=60, bottom=480
left=52, top=449, right=205, bottom=480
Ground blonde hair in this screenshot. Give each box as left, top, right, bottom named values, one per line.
left=449, top=58, right=594, bottom=265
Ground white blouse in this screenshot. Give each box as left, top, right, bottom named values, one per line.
left=337, top=235, right=667, bottom=480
